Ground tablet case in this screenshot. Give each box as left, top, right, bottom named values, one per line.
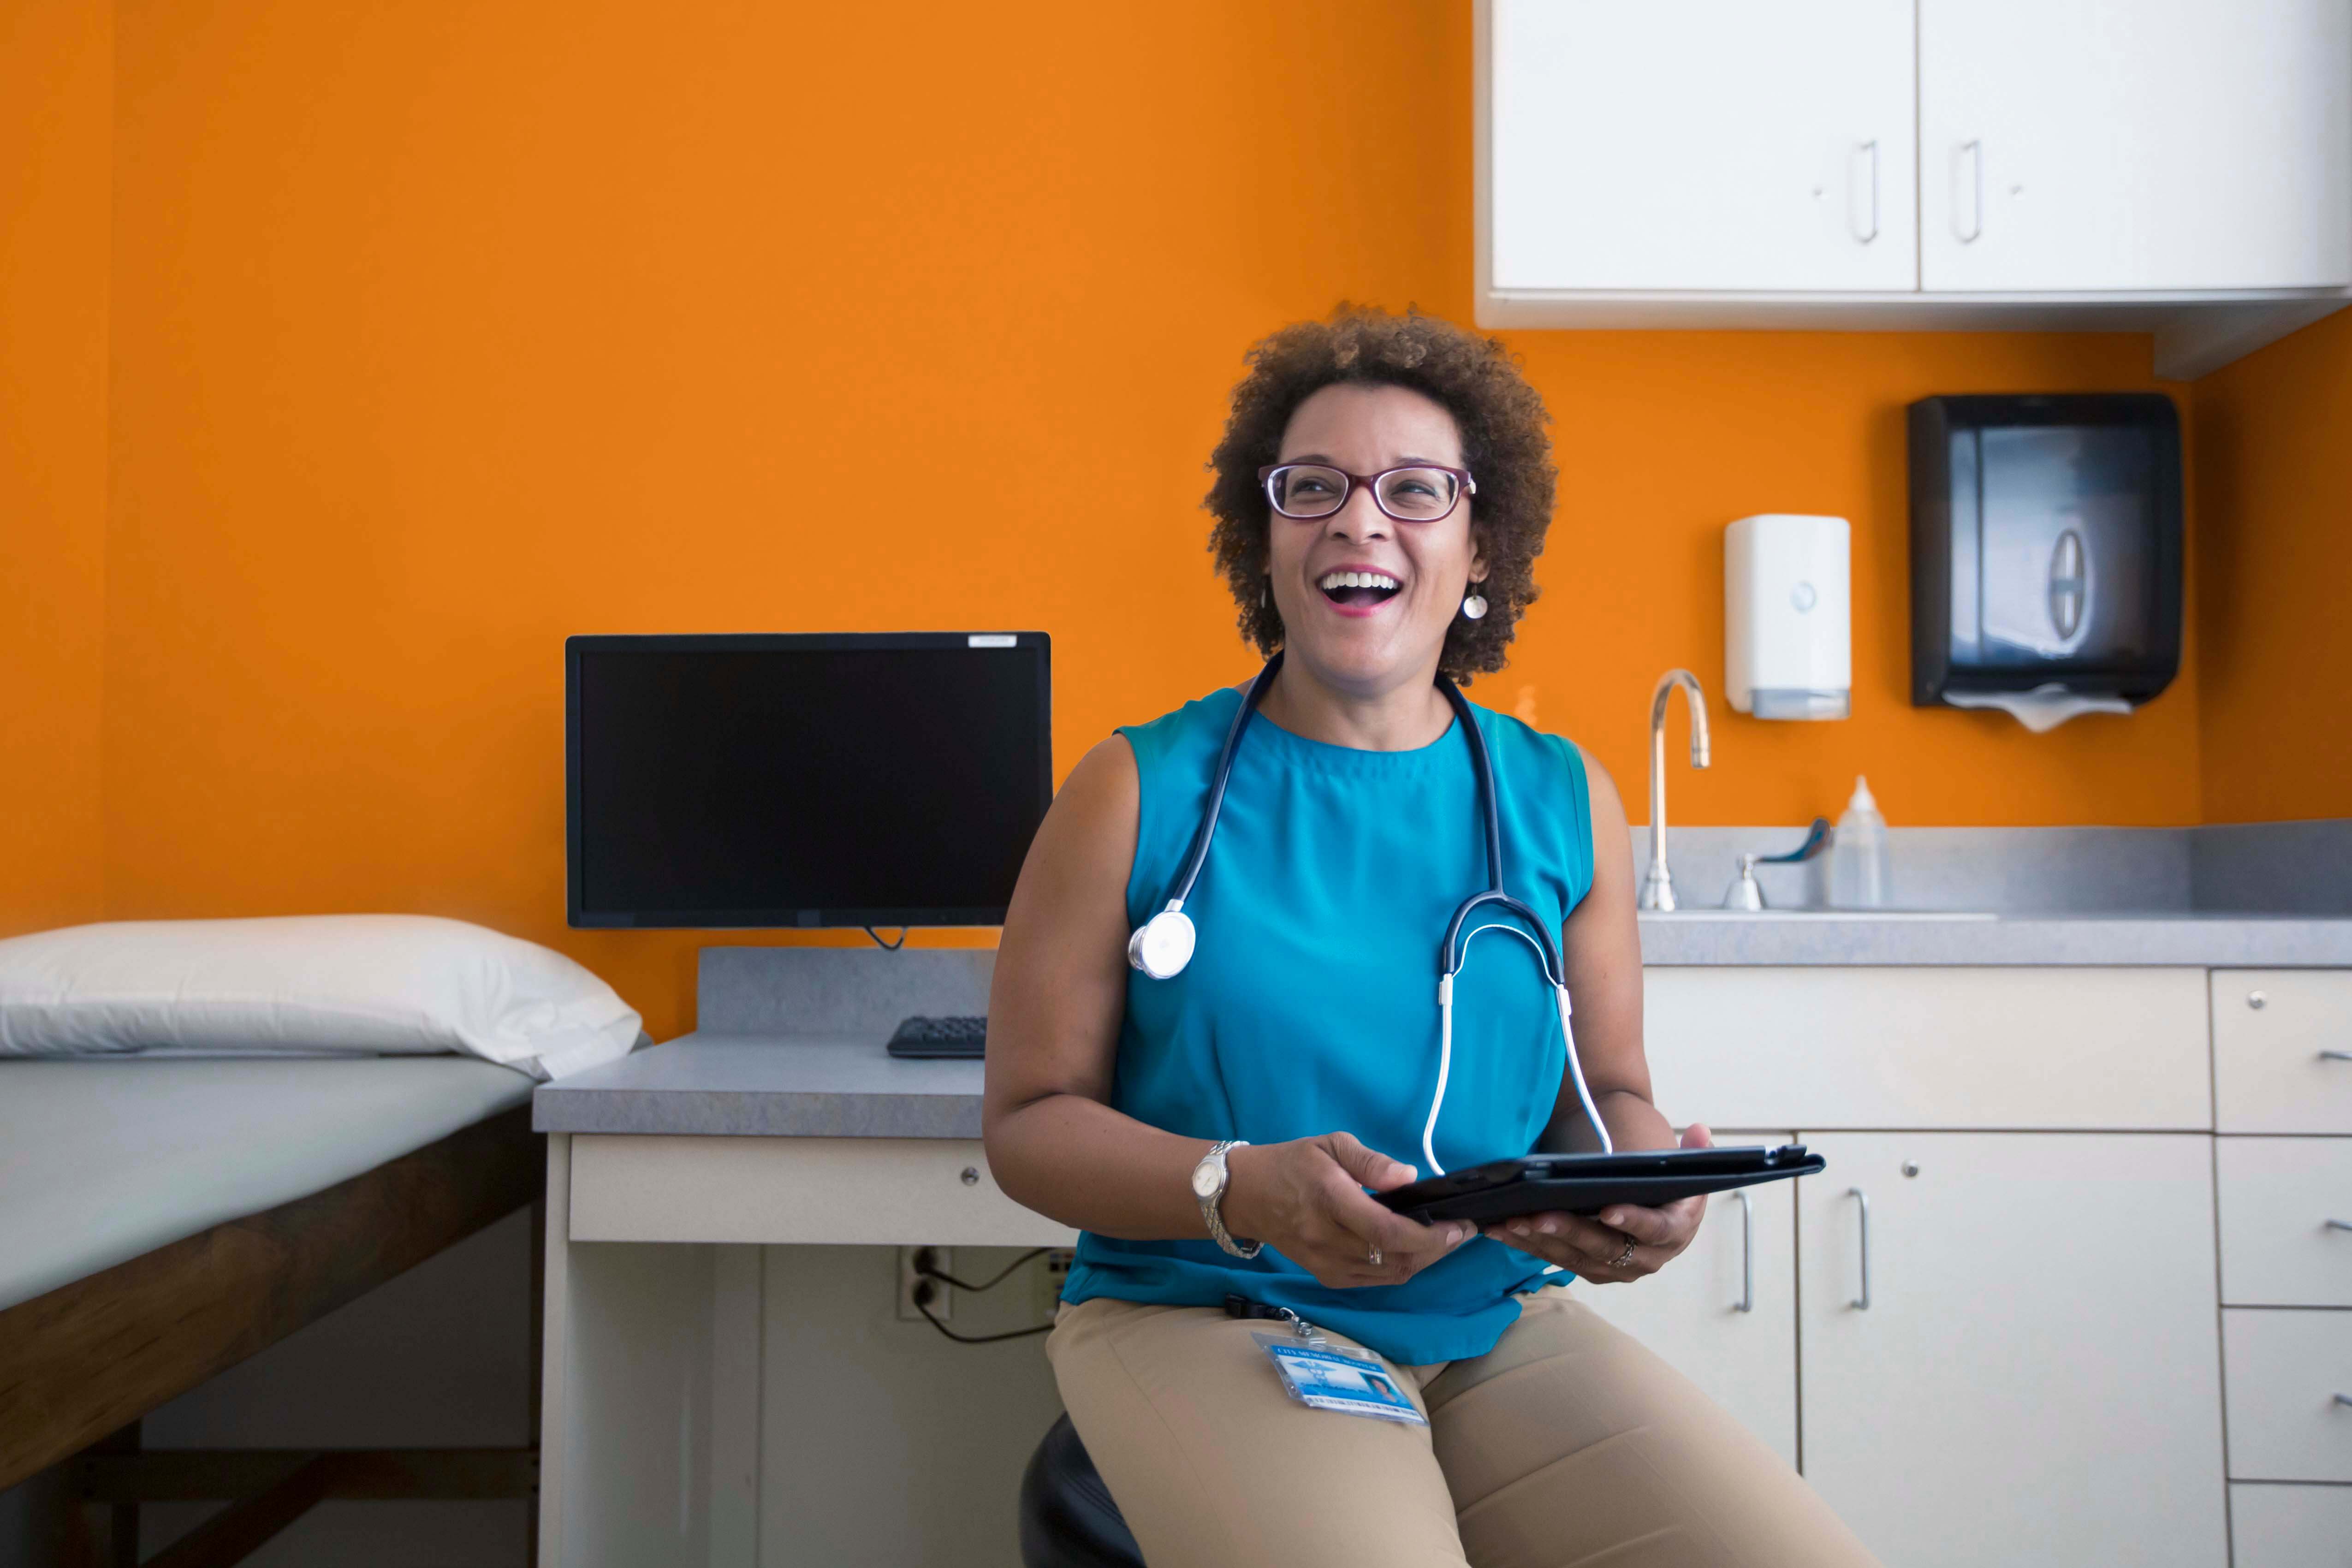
left=1375, top=1144, right=1826, bottom=1224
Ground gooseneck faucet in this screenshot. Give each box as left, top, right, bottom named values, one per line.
left=1639, top=670, right=1711, bottom=912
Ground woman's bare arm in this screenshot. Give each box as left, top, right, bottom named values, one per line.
left=982, top=736, right=1212, bottom=1240
left=1498, top=752, right=1713, bottom=1282
left=1544, top=754, right=1675, bottom=1156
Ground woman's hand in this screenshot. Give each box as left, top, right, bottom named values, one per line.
left=1224, top=1134, right=1476, bottom=1290
left=1481, top=1122, right=1716, bottom=1284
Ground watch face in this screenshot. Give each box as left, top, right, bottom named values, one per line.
left=1191, top=1159, right=1222, bottom=1199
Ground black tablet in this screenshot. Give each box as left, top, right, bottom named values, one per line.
left=1375, top=1144, right=1826, bottom=1225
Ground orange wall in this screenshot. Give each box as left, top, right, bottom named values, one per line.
left=2193, top=307, right=2352, bottom=823
left=1, top=0, right=109, bottom=937
left=98, top=0, right=2205, bottom=1037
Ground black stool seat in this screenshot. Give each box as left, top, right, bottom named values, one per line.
left=1019, top=1414, right=1144, bottom=1568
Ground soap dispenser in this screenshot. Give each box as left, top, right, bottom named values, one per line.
left=1829, top=776, right=1889, bottom=909
left=1724, top=515, right=1851, bottom=720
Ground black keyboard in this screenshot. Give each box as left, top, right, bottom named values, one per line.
left=886, top=1014, right=987, bottom=1059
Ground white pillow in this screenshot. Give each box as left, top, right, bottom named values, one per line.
left=0, top=915, right=643, bottom=1081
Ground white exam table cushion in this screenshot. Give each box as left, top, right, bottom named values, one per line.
left=0, top=1057, right=533, bottom=1313
left=0, top=915, right=641, bottom=1081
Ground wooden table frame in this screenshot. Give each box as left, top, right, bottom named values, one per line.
left=0, top=1105, right=544, bottom=1565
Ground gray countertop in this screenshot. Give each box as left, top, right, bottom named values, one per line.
left=535, top=915, right=2352, bottom=1139
left=1630, top=910, right=2352, bottom=967
left=535, top=1035, right=984, bottom=1138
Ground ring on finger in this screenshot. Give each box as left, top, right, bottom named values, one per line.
left=1367, top=1244, right=1383, bottom=1268
left=1609, top=1233, right=1637, bottom=1269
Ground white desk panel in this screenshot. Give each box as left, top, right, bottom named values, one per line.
left=567, top=1134, right=1078, bottom=1247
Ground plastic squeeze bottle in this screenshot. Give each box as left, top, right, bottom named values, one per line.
left=1829, top=775, right=1889, bottom=909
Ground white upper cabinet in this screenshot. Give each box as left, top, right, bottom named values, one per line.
left=1487, top=0, right=1917, bottom=292
left=1479, top=0, right=2352, bottom=370
left=1918, top=0, right=2352, bottom=291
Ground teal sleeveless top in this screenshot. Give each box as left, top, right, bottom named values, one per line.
left=1057, top=685, right=1597, bottom=1365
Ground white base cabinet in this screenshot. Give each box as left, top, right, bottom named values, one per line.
left=1576, top=1132, right=1799, bottom=1468
left=1797, top=1133, right=2227, bottom=1568
left=2214, top=968, right=2352, bottom=1562
left=1599, top=966, right=2336, bottom=1568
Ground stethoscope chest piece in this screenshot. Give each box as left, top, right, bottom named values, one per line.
left=1128, top=905, right=1196, bottom=980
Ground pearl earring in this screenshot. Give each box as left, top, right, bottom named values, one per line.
left=1461, top=586, right=1489, bottom=621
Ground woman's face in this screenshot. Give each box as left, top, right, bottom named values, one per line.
left=1265, top=382, right=1484, bottom=699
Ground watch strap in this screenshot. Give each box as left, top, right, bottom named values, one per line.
left=1199, top=1139, right=1262, bottom=1260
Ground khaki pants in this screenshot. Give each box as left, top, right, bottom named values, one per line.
left=1047, top=1291, right=1880, bottom=1568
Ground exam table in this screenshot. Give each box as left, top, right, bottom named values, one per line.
left=0, top=1056, right=541, bottom=1562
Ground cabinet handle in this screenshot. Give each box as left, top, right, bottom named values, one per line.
left=1734, top=1189, right=1755, bottom=1313
left=2336, top=1394, right=2352, bottom=1409
left=2327, top=1219, right=2352, bottom=1233
left=1848, top=140, right=1880, bottom=244
left=1951, top=140, right=1984, bottom=244
left=2321, top=1051, right=2352, bottom=1063
left=1848, top=1187, right=1871, bottom=1310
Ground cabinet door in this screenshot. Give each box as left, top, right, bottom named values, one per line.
left=1487, top=0, right=1916, bottom=291
left=1918, top=0, right=2352, bottom=290
left=1574, top=1134, right=1797, bottom=1467
left=1797, top=1133, right=2227, bottom=1568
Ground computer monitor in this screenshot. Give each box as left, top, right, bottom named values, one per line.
left=566, top=632, right=1051, bottom=928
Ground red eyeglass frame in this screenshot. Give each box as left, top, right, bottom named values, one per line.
left=1257, top=463, right=1478, bottom=523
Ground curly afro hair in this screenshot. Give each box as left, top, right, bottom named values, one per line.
left=1205, top=305, right=1556, bottom=685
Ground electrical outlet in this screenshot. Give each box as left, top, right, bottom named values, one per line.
left=1033, top=1247, right=1076, bottom=1319
left=897, top=1246, right=948, bottom=1322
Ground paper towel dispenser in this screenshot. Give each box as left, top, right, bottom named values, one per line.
left=1909, top=393, right=2182, bottom=717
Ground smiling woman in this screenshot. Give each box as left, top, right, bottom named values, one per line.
left=982, top=306, right=1878, bottom=1568
left=1209, top=308, right=1557, bottom=686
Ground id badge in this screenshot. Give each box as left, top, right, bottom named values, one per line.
left=1253, top=1333, right=1428, bottom=1426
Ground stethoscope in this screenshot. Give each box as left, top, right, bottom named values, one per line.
left=1126, top=651, right=1613, bottom=1175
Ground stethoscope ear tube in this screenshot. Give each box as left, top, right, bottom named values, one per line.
left=1126, top=654, right=1283, bottom=979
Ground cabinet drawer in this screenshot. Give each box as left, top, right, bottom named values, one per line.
left=2224, top=1309, right=2352, bottom=1483
left=2220, top=1139, right=2352, bottom=1307
left=1642, top=968, right=2210, bottom=1130
left=566, top=1134, right=1078, bottom=1247
left=2215, top=971, right=2352, bottom=1134
left=2231, top=1483, right=2352, bottom=1568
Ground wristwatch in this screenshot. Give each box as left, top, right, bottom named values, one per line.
left=1191, top=1140, right=1262, bottom=1259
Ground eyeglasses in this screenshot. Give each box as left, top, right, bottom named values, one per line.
left=1258, top=463, right=1476, bottom=524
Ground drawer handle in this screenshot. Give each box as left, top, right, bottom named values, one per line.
left=1848, top=140, right=1880, bottom=245
left=1848, top=1188, right=1871, bottom=1311
left=2337, top=1394, right=2352, bottom=1409
left=2321, top=1051, right=2352, bottom=1063
left=1734, top=1190, right=1755, bottom=1314
left=1951, top=140, right=1984, bottom=243
left=2328, top=1219, right=2352, bottom=1233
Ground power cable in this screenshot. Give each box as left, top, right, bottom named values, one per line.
left=915, top=1247, right=1048, bottom=1294
left=911, top=1282, right=1055, bottom=1345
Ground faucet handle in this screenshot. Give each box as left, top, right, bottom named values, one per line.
left=1721, top=820, right=1834, bottom=910
left=1753, top=817, right=1834, bottom=865
left=1722, top=853, right=1766, bottom=911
